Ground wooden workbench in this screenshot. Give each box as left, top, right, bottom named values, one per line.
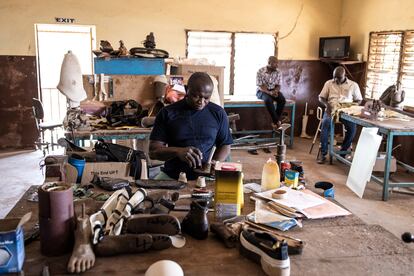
left=7, top=183, right=414, bottom=275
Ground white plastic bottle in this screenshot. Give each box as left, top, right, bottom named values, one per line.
left=261, top=158, right=281, bottom=191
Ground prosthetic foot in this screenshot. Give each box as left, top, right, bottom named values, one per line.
left=67, top=204, right=96, bottom=274
left=193, top=146, right=216, bottom=176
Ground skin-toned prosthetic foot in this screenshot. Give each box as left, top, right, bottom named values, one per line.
left=67, top=204, right=96, bottom=274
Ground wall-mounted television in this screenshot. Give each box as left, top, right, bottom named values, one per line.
left=319, top=36, right=350, bottom=60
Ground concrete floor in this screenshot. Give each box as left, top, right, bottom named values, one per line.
left=1, top=138, right=414, bottom=242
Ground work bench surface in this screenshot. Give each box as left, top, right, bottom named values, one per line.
left=7, top=182, right=414, bottom=276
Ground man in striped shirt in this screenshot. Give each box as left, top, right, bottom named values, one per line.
left=256, top=56, right=286, bottom=129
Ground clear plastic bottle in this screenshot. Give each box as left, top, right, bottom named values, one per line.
left=261, top=158, right=281, bottom=191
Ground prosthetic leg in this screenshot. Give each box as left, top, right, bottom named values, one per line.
left=107, top=188, right=147, bottom=235
left=89, top=189, right=129, bottom=244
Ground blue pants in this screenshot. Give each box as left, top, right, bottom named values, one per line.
left=256, top=90, right=286, bottom=124
left=320, top=113, right=356, bottom=156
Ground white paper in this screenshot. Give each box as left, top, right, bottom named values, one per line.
left=254, top=200, right=291, bottom=223
left=346, top=127, right=382, bottom=198
left=243, top=183, right=262, bottom=193
left=255, top=186, right=325, bottom=211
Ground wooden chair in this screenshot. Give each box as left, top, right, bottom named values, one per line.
left=32, top=98, right=63, bottom=154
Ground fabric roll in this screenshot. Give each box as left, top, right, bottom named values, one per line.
left=38, top=182, right=74, bottom=256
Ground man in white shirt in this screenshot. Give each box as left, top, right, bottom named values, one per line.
left=317, top=66, right=363, bottom=164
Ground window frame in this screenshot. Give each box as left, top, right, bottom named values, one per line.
left=185, top=29, right=278, bottom=95
left=365, top=30, right=414, bottom=106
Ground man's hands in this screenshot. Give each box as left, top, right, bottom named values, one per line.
left=176, top=146, right=203, bottom=168
left=259, top=85, right=279, bottom=97
left=263, top=90, right=279, bottom=97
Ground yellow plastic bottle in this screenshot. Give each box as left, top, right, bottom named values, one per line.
left=261, top=158, right=281, bottom=191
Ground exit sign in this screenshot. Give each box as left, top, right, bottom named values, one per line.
left=55, top=17, right=75, bottom=23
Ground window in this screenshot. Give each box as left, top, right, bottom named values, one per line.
left=187, top=30, right=276, bottom=97
left=366, top=31, right=414, bottom=106
left=366, top=32, right=403, bottom=100
left=187, top=31, right=232, bottom=94
left=400, top=31, right=414, bottom=105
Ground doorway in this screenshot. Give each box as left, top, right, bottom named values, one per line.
left=34, top=24, right=96, bottom=137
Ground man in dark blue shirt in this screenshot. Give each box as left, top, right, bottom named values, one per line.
left=149, top=72, right=233, bottom=180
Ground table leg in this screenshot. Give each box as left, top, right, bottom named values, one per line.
left=329, top=119, right=334, bottom=165
left=289, top=103, right=295, bottom=148
left=74, top=138, right=81, bottom=147
left=382, top=132, right=394, bottom=201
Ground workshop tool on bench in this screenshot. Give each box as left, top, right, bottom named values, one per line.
left=135, top=179, right=186, bottom=190
left=361, top=99, right=382, bottom=120
left=194, top=146, right=216, bottom=176
left=275, top=124, right=291, bottom=170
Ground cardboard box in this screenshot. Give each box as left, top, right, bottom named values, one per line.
left=285, top=170, right=299, bottom=188
left=66, top=162, right=132, bottom=184
left=373, top=153, right=397, bottom=172
left=0, top=213, right=31, bottom=274
left=174, top=64, right=225, bottom=105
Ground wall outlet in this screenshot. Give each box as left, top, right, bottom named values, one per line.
left=309, top=109, right=314, bottom=115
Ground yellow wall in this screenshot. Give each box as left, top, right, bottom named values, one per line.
left=0, top=0, right=342, bottom=59
left=340, top=0, right=414, bottom=60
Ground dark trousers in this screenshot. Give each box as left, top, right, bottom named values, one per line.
left=320, top=113, right=357, bottom=156
left=256, top=90, right=286, bottom=124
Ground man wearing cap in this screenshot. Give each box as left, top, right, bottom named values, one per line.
left=317, top=66, right=363, bottom=164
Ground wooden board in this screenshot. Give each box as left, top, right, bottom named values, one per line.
left=82, top=75, right=157, bottom=109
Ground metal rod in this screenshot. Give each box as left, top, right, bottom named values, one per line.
left=397, top=160, right=414, bottom=172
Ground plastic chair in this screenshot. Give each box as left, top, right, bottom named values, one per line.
left=32, top=98, right=63, bottom=154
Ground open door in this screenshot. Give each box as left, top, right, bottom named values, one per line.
left=35, top=24, right=96, bottom=130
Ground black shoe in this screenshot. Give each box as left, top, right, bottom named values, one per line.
left=317, top=155, right=327, bottom=164
left=240, top=229, right=290, bottom=276
left=181, top=199, right=209, bottom=240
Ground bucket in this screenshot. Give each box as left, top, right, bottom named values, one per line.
left=314, top=181, right=334, bottom=198
left=68, top=154, right=86, bottom=183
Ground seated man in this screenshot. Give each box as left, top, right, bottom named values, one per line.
left=317, top=66, right=362, bottom=164
left=149, top=72, right=233, bottom=180
left=256, top=56, right=286, bottom=129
